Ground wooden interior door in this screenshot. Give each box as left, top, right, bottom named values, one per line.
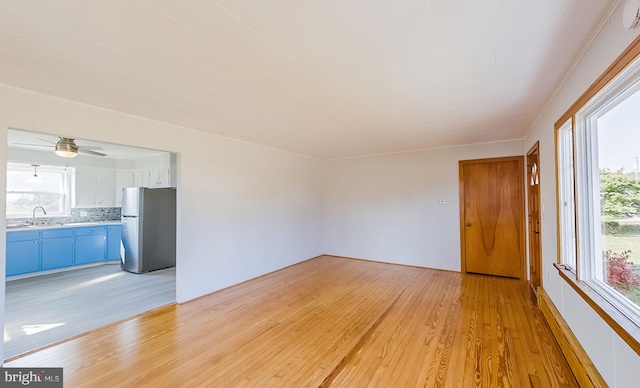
left=459, top=156, right=525, bottom=279
left=527, top=143, right=542, bottom=292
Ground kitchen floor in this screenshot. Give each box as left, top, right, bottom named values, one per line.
left=3, top=263, right=175, bottom=359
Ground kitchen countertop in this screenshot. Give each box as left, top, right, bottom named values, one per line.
left=6, top=221, right=121, bottom=232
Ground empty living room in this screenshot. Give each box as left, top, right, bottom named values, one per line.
left=1, top=0, right=639, bottom=387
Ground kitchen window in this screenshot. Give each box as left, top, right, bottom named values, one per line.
left=6, top=163, right=72, bottom=218
left=555, top=36, right=640, bottom=354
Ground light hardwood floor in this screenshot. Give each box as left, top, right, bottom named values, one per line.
left=4, top=263, right=175, bottom=359
left=5, top=256, right=576, bottom=387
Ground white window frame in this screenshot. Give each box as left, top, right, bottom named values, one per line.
left=557, top=118, right=577, bottom=272
left=571, top=54, right=640, bottom=327
left=6, top=162, right=73, bottom=219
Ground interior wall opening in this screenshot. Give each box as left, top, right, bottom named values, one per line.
left=4, top=128, right=178, bottom=360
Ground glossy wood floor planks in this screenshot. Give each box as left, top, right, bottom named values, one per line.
left=5, top=256, right=577, bottom=387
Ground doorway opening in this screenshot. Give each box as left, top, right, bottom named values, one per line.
left=4, top=128, right=178, bottom=359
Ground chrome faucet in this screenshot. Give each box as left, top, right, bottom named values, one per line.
left=32, top=206, right=47, bottom=225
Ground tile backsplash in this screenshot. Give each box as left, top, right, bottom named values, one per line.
left=9, top=207, right=121, bottom=226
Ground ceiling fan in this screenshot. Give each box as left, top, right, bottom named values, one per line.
left=12, top=137, right=107, bottom=158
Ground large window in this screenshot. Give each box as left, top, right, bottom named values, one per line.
left=6, top=163, right=72, bottom=218
left=558, top=52, right=640, bottom=327
left=557, top=118, right=577, bottom=272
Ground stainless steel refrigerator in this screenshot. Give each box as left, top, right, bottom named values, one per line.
left=121, top=187, right=176, bottom=274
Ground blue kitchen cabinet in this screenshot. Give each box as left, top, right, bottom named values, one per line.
left=74, top=227, right=106, bottom=265
left=106, top=225, right=122, bottom=260
left=6, top=224, right=121, bottom=277
left=6, top=231, right=40, bottom=276
left=41, top=228, right=74, bottom=270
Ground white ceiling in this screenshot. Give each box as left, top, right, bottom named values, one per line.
left=7, top=129, right=165, bottom=159
left=0, top=0, right=614, bottom=159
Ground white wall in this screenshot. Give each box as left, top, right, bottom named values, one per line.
left=322, top=140, right=523, bottom=270
left=524, top=2, right=640, bottom=386
left=0, top=85, right=324, bottom=358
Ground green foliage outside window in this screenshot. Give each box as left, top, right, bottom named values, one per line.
left=600, top=169, right=640, bottom=218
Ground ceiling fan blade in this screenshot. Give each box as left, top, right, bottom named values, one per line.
left=37, top=138, right=57, bottom=145
left=78, top=149, right=107, bottom=157
left=11, top=142, right=51, bottom=147
left=77, top=146, right=105, bottom=151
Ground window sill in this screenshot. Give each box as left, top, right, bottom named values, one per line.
left=554, top=263, right=640, bottom=355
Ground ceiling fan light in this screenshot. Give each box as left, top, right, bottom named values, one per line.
left=54, top=150, right=78, bottom=158
left=54, top=138, right=78, bottom=158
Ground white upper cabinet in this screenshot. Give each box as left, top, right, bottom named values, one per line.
left=96, top=170, right=115, bottom=206
left=152, top=166, right=171, bottom=188
left=114, top=170, right=134, bottom=206
left=75, top=167, right=115, bottom=207
left=141, top=169, right=151, bottom=188
left=134, top=165, right=174, bottom=188
left=73, top=155, right=175, bottom=207
left=132, top=170, right=143, bottom=187
left=75, top=167, right=98, bottom=207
